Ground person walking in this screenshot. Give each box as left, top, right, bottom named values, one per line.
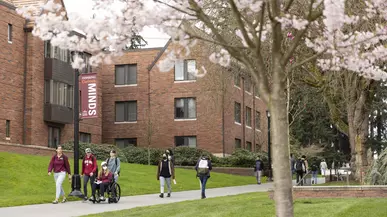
left=295, top=156, right=306, bottom=186
left=48, top=145, right=71, bottom=204
left=311, top=163, right=318, bottom=184
left=106, top=150, right=121, bottom=182
left=320, top=159, right=328, bottom=176
left=157, top=153, right=175, bottom=198
left=91, top=161, right=113, bottom=201
left=290, top=153, right=296, bottom=176
left=81, top=148, right=97, bottom=201
left=254, top=157, right=264, bottom=185
left=195, top=155, right=212, bottom=199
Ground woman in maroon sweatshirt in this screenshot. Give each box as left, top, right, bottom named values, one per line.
left=48, top=145, right=71, bottom=204
left=81, top=148, right=97, bottom=201
left=91, top=161, right=113, bottom=201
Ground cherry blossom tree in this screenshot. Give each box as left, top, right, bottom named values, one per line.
left=16, top=0, right=387, bottom=216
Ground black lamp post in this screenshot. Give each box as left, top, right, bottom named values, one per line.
left=69, top=53, right=83, bottom=198
left=266, top=110, right=273, bottom=182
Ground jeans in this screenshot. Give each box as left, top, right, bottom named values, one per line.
left=83, top=175, right=95, bottom=197
left=92, top=182, right=110, bottom=197
left=199, top=176, right=209, bottom=195
left=255, top=171, right=262, bottom=184
left=296, top=171, right=304, bottom=186
left=312, top=171, right=318, bottom=184
left=159, top=176, right=171, bottom=194
left=54, top=172, right=66, bottom=199
left=114, top=174, right=119, bottom=183
left=321, top=168, right=326, bottom=176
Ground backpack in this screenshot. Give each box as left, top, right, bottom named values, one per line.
left=197, top=159, right=209, bottom=175
left=295, top=159, right=305, bottom=172
left=106, top=157, right=120, bottom=175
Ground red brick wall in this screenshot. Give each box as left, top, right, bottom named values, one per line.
left=176, top=166, right=255, bottom=176
left=0, top=142, right=73, bottom=157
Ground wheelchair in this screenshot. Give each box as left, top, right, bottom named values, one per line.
left=90, top=179, right=121, bottom=204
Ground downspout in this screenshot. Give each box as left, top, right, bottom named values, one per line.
left=22, top=23, right=30, bottom=145
left=253, top=86, right=256, bottom=152
left=221, top=71, right=225, bottom=157
left=242, top=77, right=245, bottom=149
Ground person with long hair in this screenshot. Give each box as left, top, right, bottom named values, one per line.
left=91, top=161, right=113, bottom=201
left=48, top=145, right=71, bottom=204
left=81, top=148, right=97, bottom=201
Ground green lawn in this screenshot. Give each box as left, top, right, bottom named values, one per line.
left=0, top=152, right=257, bottom=207
left=85, top=192, right=387, bottom=217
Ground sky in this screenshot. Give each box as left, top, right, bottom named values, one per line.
left=63, top=0, right=170, bottom=48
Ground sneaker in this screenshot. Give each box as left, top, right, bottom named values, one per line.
left=61, top=198, right=67, bottom=203
left=52, top=200, right=58, bottom=204
left=159, top=193, right=164, bottom=198
left=167, top=193, right=171, bottom=197
left=89, top=196, right=95, bottom=201
left=201, top=193, right=206, bottom=199
left=84, top=196, right=88, bottom=201
left=99, top=196, right=105, bottom=201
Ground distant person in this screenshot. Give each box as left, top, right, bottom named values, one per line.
left=290, top=154, right=296, bottom=175
left=82, top=148, right=97, bottom=201
left=302, top=155, right=309, bottom=173
left=195, top=155, right=212, bottom=199
left=166, top=149, right=175, bottom=165
left=48, top=145, right=71, bottom=204
left=254, top=157, right=264, bottom=185
left=106, top=150, right=121, bottom=182
left=320, top=159, right=328, bottom=176
left=295, top=156, right=306, bottom=186
left=91, top=162, right=113, bottom=201
left=157, top=153, right=175, bottom=198
left=311, top=163, right=318, bottom=184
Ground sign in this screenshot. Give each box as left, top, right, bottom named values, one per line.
left=80, top=73, right=98, bottom=119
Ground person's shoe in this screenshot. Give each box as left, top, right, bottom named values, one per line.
left=258, top=182, right=261, bottom=185
left=167, top=193, right=171, bottom=198
left=61, top=198, right=67, bottom=203
left=89, top=195, right=95, bottom=201
left=84, top=196, right=88, bottom=201
left=99, top=196, right=105, bottom=201
left=201, top=193, right=206, bottom=199
left=52, top=200, right=59, bottom=204
left=159, top=193, right=164, bottom=198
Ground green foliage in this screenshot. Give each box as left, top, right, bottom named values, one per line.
left=173, top=146, right=214, bottom=166
left=122, top=146, right=164, bottom=165
left=61, top=141, right=128, bottom=163
left=366, top=148, right=387, bottom=185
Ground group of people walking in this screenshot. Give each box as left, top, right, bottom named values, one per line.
left=290, top=154, right=329, bottom=186
left=47, top=146, right=213, bottom=204
left=47, top=146, right=121, bottom=204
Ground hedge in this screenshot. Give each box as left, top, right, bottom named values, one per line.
left=61, top=141, right=128, bottom=163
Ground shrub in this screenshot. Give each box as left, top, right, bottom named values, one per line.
left=173, top=146, right=214, bottom=166
left=122, top=147, right=164, bottom=165
left=61, top=141, right=128, bottom=163
left=212, top=149, right=268, bottom=168
left=365, top=148, right=387, bottom=185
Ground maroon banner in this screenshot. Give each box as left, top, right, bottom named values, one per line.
left=80, top=73, right=98, bottom=119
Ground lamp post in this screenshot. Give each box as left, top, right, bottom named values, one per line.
left=69, top=53, right=83, bottom=198
left=266, top=110, right=273, bottom=182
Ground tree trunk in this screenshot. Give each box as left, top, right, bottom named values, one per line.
left=271, top=67, right=294, bottom=217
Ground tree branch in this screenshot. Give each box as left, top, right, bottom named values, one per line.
left=228, top=0, right=255, bottom=48
left=284, top=0, right=295, bottom=13
left=288, top=49, right=327, bottom=71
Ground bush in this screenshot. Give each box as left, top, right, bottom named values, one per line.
left=122, top=147, right=164, bottom=165
left=173, top=146, right=214, bottom=166
left=221, top=149, right=268, bottom=168
left=365, top=148, right=387, bottom=185
left=61, top=141, right=128, bottom=163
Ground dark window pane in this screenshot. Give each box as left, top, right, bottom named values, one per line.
left=115, top=139, right=126, bottom=149
left=127, top=101, right=137, bottom=121
left=245, top=79, right=251, bottom=93
left=48, top=127, right=61, bottom=148
left=127, top=65, right=137, bottom=84
left=8, top=24, right=12, bottom=42
left=235, top=139, right=241, bottom=149
left=255, top=111, right=261, bottom=129
left=175, top=136, right=196, bottom=147
left=235, top=102, right=241, bottom=123
left=115, top=102, right=125, bottom=122
left=175, top=99, right=185, bottom=118
left=187, top=98, right=196, bottom=118
left=175, top=136, right=185, bottom=147
left=115, top=66, right=125, bottom=85
left=246, top=142, right=252, bottom=151
left=80, top=133, right=91, bottom=143
left=246, top=107, right=252, bottom=127
left=234, top=74, right=240, bottom=87
left=6, top=120, right=10, bottom=137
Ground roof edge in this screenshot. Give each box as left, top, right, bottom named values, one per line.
left=147, top=38, right=172, bottom=72
left=0, top=0, right=17, bottom=10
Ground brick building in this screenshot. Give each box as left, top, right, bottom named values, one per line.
left=0, top=0, right=267, bottom=156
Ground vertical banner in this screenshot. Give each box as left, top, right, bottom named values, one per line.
left=80, top=73, right=98, bottom=119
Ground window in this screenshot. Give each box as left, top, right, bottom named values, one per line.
left=234, top=74, right=240, bottom=87
left=115, top=64, right=137, bottom=85
left=245, top=79, right=251, bottom=93
left=246, top=142, right=252, bottom=151
left=45, top=80, right=73, bottom=108
left=8, top=24, right=12, bottom=43
left=235, top=138, right=241, bottom=149
left=175, top=59, right=197, bottom=81
left=256, top=144, right=261, bottom=152
left=80, top=132, right=91, bottom=143
left=175, top=98, right=196, bottom=119
left=255, top=111, right=261, bottom=130
left=246, top=107, right=252, bottom=127
left=81, top=53, right=92, bottom=74
left=48, top=126, right=60, bottom=148
left=5, top=120, right=10, bottom=138
left=44, top=41, right=70, bottom=63
left=115, top=101, right=137, bottom=122
left=255, top=86, right=260, bottom=98
left=175, top=136, right=197, bottom=148
left=235, top=102, right=241, bottom=123
left=115, top=138, right=137, bottom=149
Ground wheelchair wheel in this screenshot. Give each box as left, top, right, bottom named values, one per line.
left=111, top=183, right=121, bottom=203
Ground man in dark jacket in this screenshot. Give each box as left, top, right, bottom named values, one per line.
left=254, top=157, right=264, bottom=184
left=157, top=154, right=175, bottom=198
left=195, top=155, right=212, bottom=199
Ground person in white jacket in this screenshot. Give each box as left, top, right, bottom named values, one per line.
left=320, top=159, right=328, bottom=176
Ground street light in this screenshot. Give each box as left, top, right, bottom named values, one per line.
left=69, top=52, right=84, bottom=198
left=266, top=110, right=273, bottom=182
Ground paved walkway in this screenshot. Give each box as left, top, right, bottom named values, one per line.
left=0, top=183, right=273, bottom=217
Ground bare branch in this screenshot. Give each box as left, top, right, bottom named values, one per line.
left=287, top=49, right=327, bottom=71
left=228, top=0, right=255, bottom=48
left=284, top=0, right=295, bottom=13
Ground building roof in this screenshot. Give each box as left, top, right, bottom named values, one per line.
left=147, top=39, right=172, bottom=71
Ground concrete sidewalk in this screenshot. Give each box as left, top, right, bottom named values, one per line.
left=0, top=183, right=273, bottom=217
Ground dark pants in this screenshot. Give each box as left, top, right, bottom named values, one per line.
left=92, top=182, right=109, bottom=197
left=199, top=176, right=209, bottom=196
left=296, top=171, right=304, bottom=186
left=83, top=175, right=95, bottom=197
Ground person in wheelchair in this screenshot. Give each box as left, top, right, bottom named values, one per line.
left=91, top=161, right=112, bottom=201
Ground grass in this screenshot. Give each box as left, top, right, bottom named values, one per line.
left=0, top=152, right=257, bottom=207
left=85, top=192, right=387, bottom=217
left=317, top=181, right=360, bottom=186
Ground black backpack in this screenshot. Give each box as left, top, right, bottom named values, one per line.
left=106, top=157, right=120, bottom=175
left=295, top=159, right=305, bottom=172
